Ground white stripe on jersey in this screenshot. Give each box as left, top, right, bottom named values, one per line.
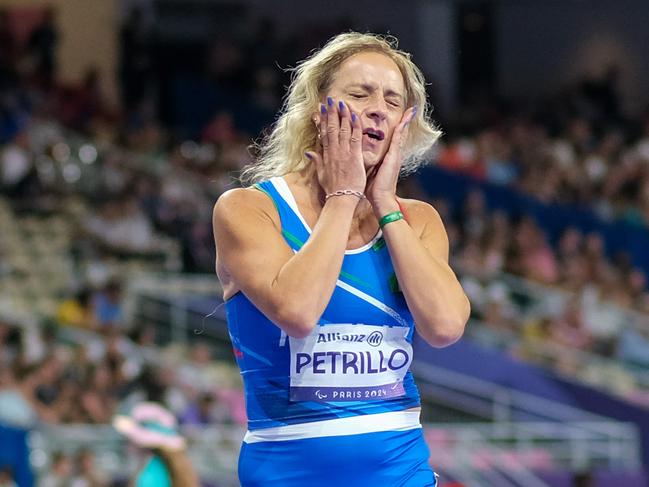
left=336, top=279, right=408, bottom=327
left=243, top=410, right=421, bottom=443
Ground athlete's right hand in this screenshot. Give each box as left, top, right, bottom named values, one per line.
left=306, top=96, right=366, bottom=197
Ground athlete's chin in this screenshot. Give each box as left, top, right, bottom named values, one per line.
left=362, top=151, right=386, bottom=171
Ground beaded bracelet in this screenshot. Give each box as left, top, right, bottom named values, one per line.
left=379, top=210, right=404, bottom=228
left=325, top=189, right=365, bottom=200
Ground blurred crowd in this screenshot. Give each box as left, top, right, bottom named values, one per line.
left=444, top=189, right=649, bottom=314
left=399, top=177, right=649, bottom=403
left=36, top=450, right=107, bottom=487
left=0, top=317, right=244, bottom=429
left=452, top=191, right=649, bottom=360
left=1, top=0, right=649, bottom=442
left=436, top=68, right=649, bottom=227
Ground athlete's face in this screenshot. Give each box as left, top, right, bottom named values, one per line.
left=326, top=51, right=407, bottom=169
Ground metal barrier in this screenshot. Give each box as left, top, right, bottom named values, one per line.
left=28, top=424, right=243, bottom=487
left=30, top=419, right=640, bottom=487
left=462, top=271, right=649, bottom=391
left=411, top=361, right=641, bottom=471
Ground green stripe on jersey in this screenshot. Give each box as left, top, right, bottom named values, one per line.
left=389, top=273, right=402, bottom=293
left=372, top=238, right=386, bottom=251
left=339, top=270, right=373, bottom=289
left=281, top=229, right=304, bottom=249
left=255, top=189, right=377, bottom=291
left=280, top=228, right=374, bottom=289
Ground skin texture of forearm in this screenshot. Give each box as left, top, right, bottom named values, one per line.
left=381, top=219, right=470, bottom=347
left=270, top=195, right=359, bottom=336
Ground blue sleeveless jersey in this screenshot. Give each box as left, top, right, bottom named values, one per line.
left=225, top=177, right=422, bottom=431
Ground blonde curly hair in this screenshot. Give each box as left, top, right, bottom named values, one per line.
left=240, top=31, right=442, bottom=185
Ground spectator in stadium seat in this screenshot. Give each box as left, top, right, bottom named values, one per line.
left=0, top=466, right=17, bottom=487
left=84, top=199, right=155, bottom=254
left=553, top=299, right=593, bottom=342
left=0, top=364, right=37, bottom=428
left=33, top=356, right=63, bottom=410
left=481, top=286, right=516, bottom=333
left=70, top=448, right=108, bottom=487
left=627, top=269, right=648, bottom=307
left=92, top=280, right=125, bottom=329
left=176, top=343, right=217, bottom=395
left=0, top=125, right=35, bottom=197
left=617, top=324, right=649, bottom=369
left=201, top=111, right=240, bottom=146
left=56, top=288, right=98, bottom=330
left=179, top=392, right=219, bottom=426
left=58, top=68, right=107, bottom=133
left=80, top=364, right=117, bottom=423
left=460, top=189, right=488, bottom=239
left=40, top=452, right=73, bottom=487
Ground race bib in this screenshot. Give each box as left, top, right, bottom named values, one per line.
left=289, top=324, right=413, bottom=402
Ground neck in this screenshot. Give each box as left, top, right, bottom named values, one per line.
left=298, top=168, right=375, bottom=224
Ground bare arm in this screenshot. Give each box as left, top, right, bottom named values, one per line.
left=214, top=97, right=368, bottom=338
left=363, top=103, right=469, bottom=347
left=213, top=187, right=360, bottom=338
left=378, top=199, right=470, bottom=347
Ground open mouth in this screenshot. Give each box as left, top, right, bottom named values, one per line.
left=363, top=128, right=385, bottom=141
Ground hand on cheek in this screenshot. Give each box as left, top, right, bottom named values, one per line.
left=366, top=105, right=417, bottom=216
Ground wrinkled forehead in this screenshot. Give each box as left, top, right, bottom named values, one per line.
left=329, top=51, right=406, bottom=94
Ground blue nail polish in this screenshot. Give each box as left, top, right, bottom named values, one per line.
left=409, top=106, right=417, bottom=123
left=327, top=97, right=334, bottom=107
left=321, top=104, right=327, bottom=114
left=351, top=113, right=357, bottom=123
left=338, top=101, right=345, bottom=111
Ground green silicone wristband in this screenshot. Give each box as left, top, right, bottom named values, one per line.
left=379, top=211, right=404, bottom=228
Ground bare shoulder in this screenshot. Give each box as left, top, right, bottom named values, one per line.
left=212, top=186, right=285, bottom=299
left=213, top=186, right=279, bottom=229
left=397, top=197, right=445, bottom=236
left=398, top=197, right=450, bottom=260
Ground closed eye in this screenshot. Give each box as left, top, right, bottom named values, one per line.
left=349, top=93, right=366, bottom=98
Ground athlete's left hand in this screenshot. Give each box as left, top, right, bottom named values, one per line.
left=366, top=106, right=417, bottom=217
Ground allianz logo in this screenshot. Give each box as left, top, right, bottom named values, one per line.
left=316, top=330, right=384, bottom=347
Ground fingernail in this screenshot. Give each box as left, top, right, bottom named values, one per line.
left=351, top=112, right=357, bottom=122
left=338, top=101, right=345, bottom=111
left=321, top=104, right=327, bottom=114
left=327, top=97, right=334, bottom=107
left=305, top=152, right=312, bottom=160
left=409, top=107, right=417, bottom=122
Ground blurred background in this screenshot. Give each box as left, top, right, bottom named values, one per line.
left=1, top=0, right=649, bottom=486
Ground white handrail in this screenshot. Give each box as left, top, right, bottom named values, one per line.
left=411, top=361, right=624, bottom=426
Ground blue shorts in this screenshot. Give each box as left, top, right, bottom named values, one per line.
left=238, top=427, right=437, bottom=486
